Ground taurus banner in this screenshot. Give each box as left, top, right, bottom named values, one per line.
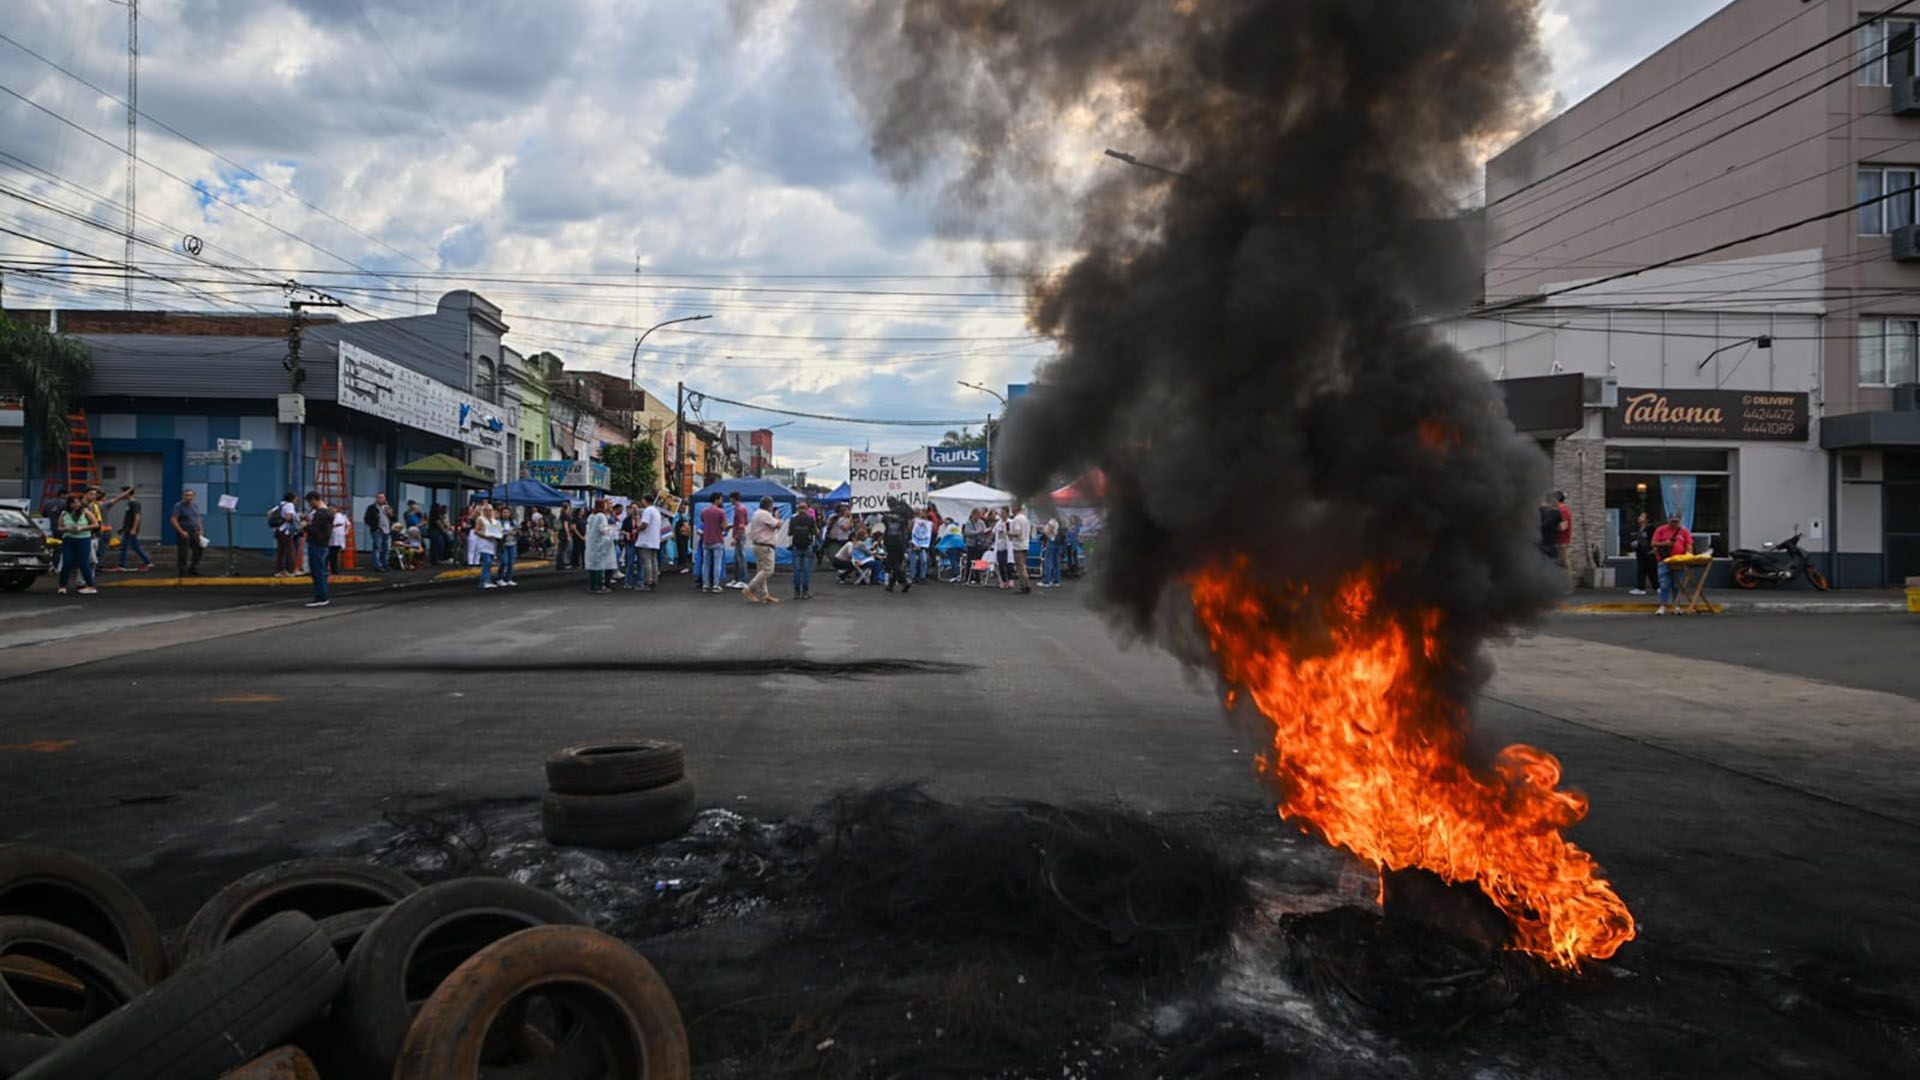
left=848, top=448, right=928, bottom=512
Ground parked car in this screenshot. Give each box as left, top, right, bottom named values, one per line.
left=0, top=504, right=54, bottom=591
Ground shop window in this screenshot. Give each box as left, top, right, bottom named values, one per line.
left=1604, top=449, right=1731, bottom=557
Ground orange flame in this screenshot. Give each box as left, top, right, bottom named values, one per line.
left=1190, top=561, right=1635, bottom=968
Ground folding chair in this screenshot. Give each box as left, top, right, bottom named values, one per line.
left=965, top=558, right=993, bottom=587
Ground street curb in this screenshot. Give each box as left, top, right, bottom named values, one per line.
left=1561, top=600, right=1906, bottom=615
left=93, top=561, right=555, bottom=590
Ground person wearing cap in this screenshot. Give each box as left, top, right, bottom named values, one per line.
left=1650, top=512, right=1693, bottom=616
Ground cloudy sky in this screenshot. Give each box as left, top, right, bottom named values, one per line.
left=0, top=0, right=1728, bottom=481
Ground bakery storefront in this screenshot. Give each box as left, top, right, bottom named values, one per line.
left=1600, top=387, right=1817, bottom=583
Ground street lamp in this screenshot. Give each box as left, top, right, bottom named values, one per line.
left=955, top=381, right=1007, bottom=486
left=631, top=314, right=713, bottom=396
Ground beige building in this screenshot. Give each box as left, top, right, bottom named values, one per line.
left=1471, top=0, right=1920, bottom=586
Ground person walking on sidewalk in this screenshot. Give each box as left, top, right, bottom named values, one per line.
left=364, top=493, right=396, bottom=572
left=303, top=492, right=334, bottom=607
left=54, top=494, right=97, bottom=595
left=114, top=485, right=154, bottom=572
left=1554, top=490, right=1576, bottom=585
left=744, top=496, right=783, bottom=604
left=171, top=489, right=206, bottom=578
left=788, top=497, right=818, bottom=599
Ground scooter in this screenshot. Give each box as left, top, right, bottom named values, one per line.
left=1729, top=531, right=1829, bottom=591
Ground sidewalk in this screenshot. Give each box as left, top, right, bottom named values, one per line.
left=1560, top=587, right=1911, bottom=615
left=92, top=545, right=554, bottom=589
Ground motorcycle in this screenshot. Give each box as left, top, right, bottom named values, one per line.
left=1729, top=531, right=1829, bottom=591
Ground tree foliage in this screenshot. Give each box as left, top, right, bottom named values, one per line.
left=940, top=427, right=987, bottom=449
left=0, top=311, right=92, bottom=455
left=603, top=440, right=660, bottom=499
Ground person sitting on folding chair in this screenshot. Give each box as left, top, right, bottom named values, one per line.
left=833, top=533, right=875, bottom=584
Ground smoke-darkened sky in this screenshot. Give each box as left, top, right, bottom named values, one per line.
left=0, top=0, right=1728, bottom=480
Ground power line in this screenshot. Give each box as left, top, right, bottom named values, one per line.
left=685, top=390, right=985, bottom=427
left=1488, top=0, right=1920, bottom=211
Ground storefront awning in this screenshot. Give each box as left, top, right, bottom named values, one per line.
left=1820, top=410, right=1920, bottom=449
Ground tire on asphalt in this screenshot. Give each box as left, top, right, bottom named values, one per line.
left=178, top=859, right=419, bottom=964
left=11, top=911, right=342, bottom=1080
left=332, top=877, right=585, bottom=1080
left=0, top=846, right=166, bottom=985
left=0, top=1033, right=60, bottom=1078
left=0, top=918, right=147, bottom=1037
left=544, top=741, right=685, bottom=796
left=541, top=777, right=698, bottom=850
left=394, top=925, right=689, bottom=1080
left=216, top=1045, right=318, bottom=1080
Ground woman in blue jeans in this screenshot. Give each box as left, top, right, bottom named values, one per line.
left=56, top=497, right=97, bottom=595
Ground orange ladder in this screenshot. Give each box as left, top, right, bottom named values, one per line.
left=38, top=412, right=100, bottom=510
left=315, top=436, right=355, bottom=569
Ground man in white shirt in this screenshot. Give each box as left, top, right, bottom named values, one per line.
left=1007, top=504, right=1033, bottom=595
left=634, top=493, right=664, bottom=590
left=743, top=496, right=783, bottom=604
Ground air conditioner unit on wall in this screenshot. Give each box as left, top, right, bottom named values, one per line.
left=1895, top=77, right=1920, bottom=117
left=1582, top=374, right=1618, bottom=409
left=1892, top=224, right=1920, bottom=263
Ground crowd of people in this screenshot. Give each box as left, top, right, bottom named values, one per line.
left=36, top=482, right=1086, bottom=605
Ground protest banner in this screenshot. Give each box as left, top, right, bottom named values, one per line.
left=848, top=448, right=929, bottom=512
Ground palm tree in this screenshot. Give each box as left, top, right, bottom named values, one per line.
left=0, top=311, right=92, bottom=456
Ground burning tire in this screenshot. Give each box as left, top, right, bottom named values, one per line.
left=545, top=741, right=686, bottom=796
left=0, top=845, right=167, bottom=984
left=10, top=911, right=341, bottom=1080
left=331, top=877, right=585, bottom=1079
left=0, top=917, right=147, bottom=1038
left=393, top=925, right=689, bottom=1080
left=541, top=777, right=698, bottom=850
left=178, top=858, right=419, bottom=964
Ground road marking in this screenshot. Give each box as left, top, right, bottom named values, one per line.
left=0, top=740, right=76, bottom=753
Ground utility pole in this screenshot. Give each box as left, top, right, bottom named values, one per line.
left=124, top=0, right=137, bottom=310
left=674, top=381, right=685, bottom=498
left=284, top=284, right=342, bottom=495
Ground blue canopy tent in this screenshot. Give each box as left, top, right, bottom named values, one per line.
left=688, top=477, right=802, bottom=505
left=480, top=478, right=571, bottom=506
left=824, top=482, right=851, bottom=503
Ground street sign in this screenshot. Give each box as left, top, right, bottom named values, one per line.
left=185, top=450, right=224, bottom=465
left=225, top=449, right=244, bottom=465
left=277, top=393, right=306, bottom=424
left=217, top=438, right=253, bottom=452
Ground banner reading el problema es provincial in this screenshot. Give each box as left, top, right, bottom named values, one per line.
left=848, top=449, right=928, bottom=512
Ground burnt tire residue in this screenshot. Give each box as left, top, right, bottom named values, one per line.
left=240, top=658, right=971, bottom=678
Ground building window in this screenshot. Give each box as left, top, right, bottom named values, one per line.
left=1857, top=166, right=1919, bottom=235
left=1604, top=447, right=1732, bottom=557
left=1859, top=317, right=1920, bottom=385
left=1858, top=18, right=1917, bottom=86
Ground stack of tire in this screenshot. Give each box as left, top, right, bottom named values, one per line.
left=542, top=741, right=699, bottom=850
left=0, top=843, right=689, bottom=1079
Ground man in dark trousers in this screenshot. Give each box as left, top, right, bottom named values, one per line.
left=303, top=492, right=335, bottom=608
left=170, top=488, right=205, bottom=577
left=881, top=499, right=912, bottom=594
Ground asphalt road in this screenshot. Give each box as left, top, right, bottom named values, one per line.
left=2, top=570, right=1916, bottom=1075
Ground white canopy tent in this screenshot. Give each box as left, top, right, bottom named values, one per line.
left=927, top=480, right=1015, bottom=521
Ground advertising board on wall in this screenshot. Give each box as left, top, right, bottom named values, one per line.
left=848, top=448, right=928, bottom=512
left=926, top=446, right=988, bottom=474
left=337, top=341, right=517, bottom=451
left=1602, top=387, right=1809, bottom=442
left=525, top=459, right=611, bottom=490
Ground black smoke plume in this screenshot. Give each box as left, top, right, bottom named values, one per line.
left=830, top=0, right=1561, bottom=691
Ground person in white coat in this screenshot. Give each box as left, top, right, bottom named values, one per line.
left=585, top=498, right=618, bottom=593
